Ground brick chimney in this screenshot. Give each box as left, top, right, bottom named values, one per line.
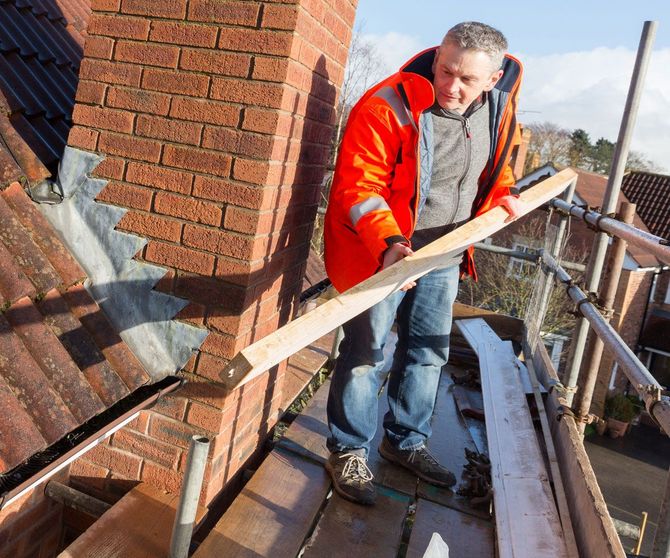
left=63, top=0, right=356, bottom=505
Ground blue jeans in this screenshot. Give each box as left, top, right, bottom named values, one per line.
left=326, top=265, right=459, bottom=455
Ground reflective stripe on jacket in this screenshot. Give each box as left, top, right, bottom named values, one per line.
left=324, top=47, right=523, bottom=292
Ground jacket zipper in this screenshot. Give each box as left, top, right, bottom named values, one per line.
left=446, top=115, right=471, bottom=224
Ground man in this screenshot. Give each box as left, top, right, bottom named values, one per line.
left=323, top=22, right=524, bottom=505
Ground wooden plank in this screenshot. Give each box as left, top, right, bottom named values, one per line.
left=406, top=499, right=494, bottom=558
left=301, top=488, right=410, bottom=558
left=193, top=449, right=330, bottom=558
left=275, top=378, right=331, bottom=464
left=456, top=318, right=567, bottom=558
left=532, top=340, right=626, bottom=558
left=524, top=349, right=579, bottom=556
left=220, top=170, right=576, bottom=390
left=59, top=483, right=207, bottom=558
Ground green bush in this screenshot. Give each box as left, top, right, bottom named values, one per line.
left=605, top=393, right=638, bottom=423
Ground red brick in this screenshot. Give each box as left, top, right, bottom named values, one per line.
left=87, top=444, right=142, bottom=479
left=117, top=211, right=182, bottom=242
left=113, top=429, right=181, bottom=469
left=187, top=0, right=259, bottom=25
left=252, top=56, right=290, bottom=83
left=98, top=131, right=161, bottom=162
left=83, top=35, right=115, bottom=59
left=236, top=131, right=276, bottom=159
left=88, top=13, right=150, bottom=40
left=232, top=158, right=273, bottom=185
left=210, top=78, right=285, bottom=108
left=175, top=301, right=206, bottom=326
left=261, top=4, right=299, bottom=30
left=142, top=68, right=210, bottom=97
left=121, top=0, right=187, bottom=19
left=154, top=191, right=222, bottom=226
left=214, top=256, right=263, bottom=288
left=96, top=181, right=153, bottom=210
left=145, top=241, right=215, bottom=274
left=79, top=58, right=142, bottom=86
left=114, top=40, right=180, bottom=68
left=106, top=86, right=171, bottom=116
left=242, top=107, right=292, bottom=135
left=126, top=161, right=193, bottom=194
left=192, top=175, right=272, bottom=209
left=195, top=351, right=232, bottom=382
left=92, top=157, right=125, bottom=180
left=201, top=126, right=239, bottom=152
left=182, top=224, right=260, bottom=260
left=76, top=80, right=107, bottom=105
left=148, top=414, right=207, bottom=449
left=179, top=49, right=250, bottom=77
left=223, top=205, right=266, bottom=235
left=126, top=409, right=150, bottom=433
left=217, top=28, right=293, bottom=56
left=68, top=126, right=99, bottom=151
left=91, top=0, right=121, bottom=9
left=162, top=144, right=232, bottom=176
left=141, top=461, right=185, bottom=494
left=200, top=331, right=248, bottom=360
left=72, top=105, right=134, bottom=133
left=169, top=97, right=240, bottom=126
left=185, top=400, right=233, bottom=432
left=136, top=115, right=202, bottom=146
left=175, top=272, right=251, bottom=309
left=149, top=20, right=218, bottom=47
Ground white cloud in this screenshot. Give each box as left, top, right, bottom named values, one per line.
left=361, top=32, right=427, bottom=73
left=518, top=47, right=670, bottom=171
left=360, top=34, right=670, bottom=172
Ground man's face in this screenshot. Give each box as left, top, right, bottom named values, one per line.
left=432, top=42, right=503, bottom=113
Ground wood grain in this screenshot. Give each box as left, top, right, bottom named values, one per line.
left=193, top=449, right=330, bottom=558
left=219, top=170, right=576, bottom=389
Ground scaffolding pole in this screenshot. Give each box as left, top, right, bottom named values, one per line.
left=574, top=202, right=635, bottom=432
left=541, top=250, right=670, bottom=436
left=550, top=199, right=670, bottom=265
left=562, top=20, right=658, bottom=405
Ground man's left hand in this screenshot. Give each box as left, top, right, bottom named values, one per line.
left=496, top=195, right=526, bottom=223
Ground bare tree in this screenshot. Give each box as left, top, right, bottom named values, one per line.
left=312, top=27, right=389, bottom=256
left=458, top=218, right=587, bottom=336
left=523, top=121, right=571, bottom=173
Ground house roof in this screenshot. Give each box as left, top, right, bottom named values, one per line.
left=519, top=165, right=658, bottom=268
left=571, top=168, right=658, bottom=268
left=0, top=181, right=150, bottom=474
left=0, top=0, right=88, bottom=185
left=621, top=171, right=670, bottom=241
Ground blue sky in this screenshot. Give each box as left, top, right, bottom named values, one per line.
left=352, top=1, right=670, bottom=170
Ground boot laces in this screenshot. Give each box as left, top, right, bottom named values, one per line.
left=409, top=446, right=440, bottom=467
left=340, top=454, right=374, bottom=482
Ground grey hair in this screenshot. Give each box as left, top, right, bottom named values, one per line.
left=443, top=22, right=508, bottom=71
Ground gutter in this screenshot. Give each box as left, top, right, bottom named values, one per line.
left=0, top=376, right=183, bottom=511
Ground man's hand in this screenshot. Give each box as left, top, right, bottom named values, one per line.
left=382, top=243, right=416, bottom=291
left=496, top=194, right=526, bottom=223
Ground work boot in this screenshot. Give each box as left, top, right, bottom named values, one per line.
left=379, top=437, right=456, bottom=488
left=325, top=451, right=376, bottom=505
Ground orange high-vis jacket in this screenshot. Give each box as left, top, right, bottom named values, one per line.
left=324, top=47, right=523, bottom=293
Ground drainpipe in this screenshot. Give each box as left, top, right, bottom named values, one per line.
left=169, top=435, right=211, bottom=558
left=562, top=20, right=658, bottom=405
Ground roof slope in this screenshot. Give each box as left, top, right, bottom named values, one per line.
left=621, top=171, right=670, bottom=241
left=572, top=168, right=658, bottom=268
left=0, top=182, right=150, bottom=474
left=0, top=0, right=89, bottom=185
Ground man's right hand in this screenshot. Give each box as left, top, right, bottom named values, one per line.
left=382, top=243, right=416, bottom=291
